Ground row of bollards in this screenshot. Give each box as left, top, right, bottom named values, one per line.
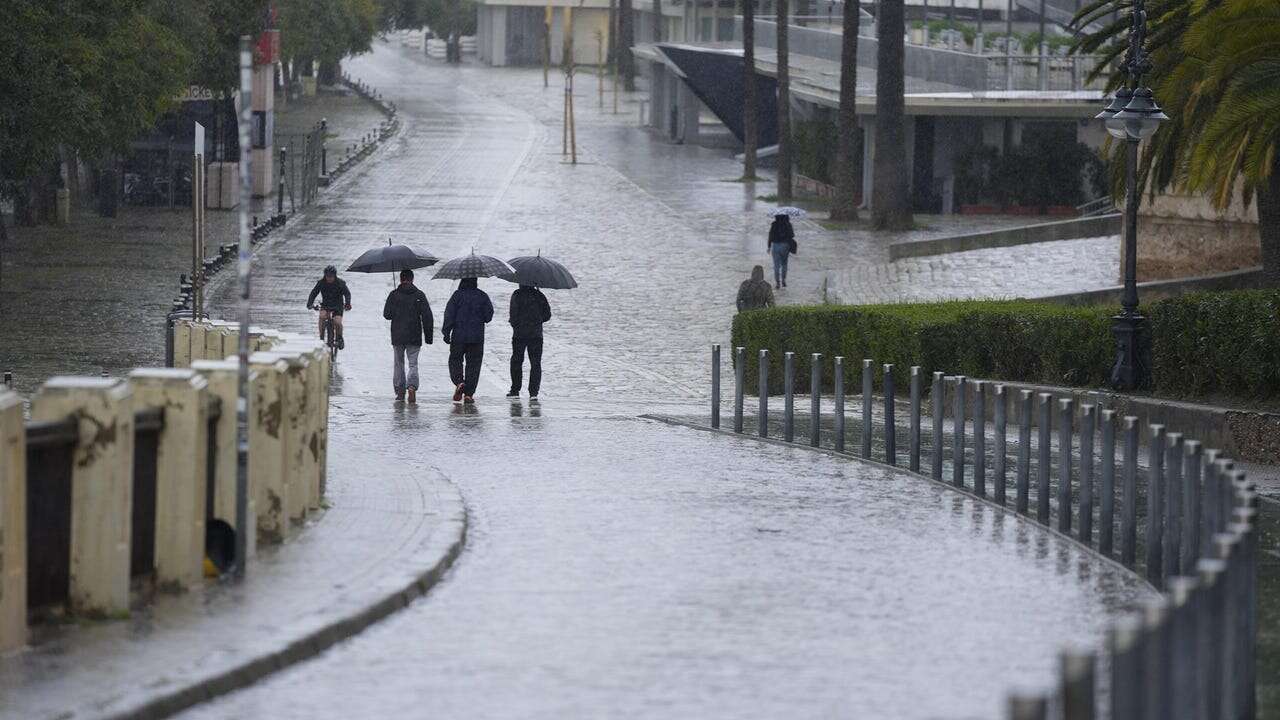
left=709, top=345, right=1258, bottom=720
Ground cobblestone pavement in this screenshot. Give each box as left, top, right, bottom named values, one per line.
left=172, top=44, right=1153, bottom=719
left=0, top=90, right=386, bottom=397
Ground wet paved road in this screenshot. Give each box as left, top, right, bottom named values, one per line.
left=180, top=44, right=1155, bottom=718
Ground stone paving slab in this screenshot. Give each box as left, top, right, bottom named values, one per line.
left=0, top=399, right=466, bottom=720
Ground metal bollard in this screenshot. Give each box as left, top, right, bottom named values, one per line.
left=994, top=384, right=1007, bottom=505
left=952, top=376, right=966, bottom=489
left=1037, top=393, right=1051, bottom=525
left=783, top=352, right=795, bottom=442
left=1121, top=417, right=1140, bottom=567
left=1164, top=433, right=1184, bottom=580
left=931, top=372, right=945, bottom=480
left=278, top=147, right=286, bottom=216
left=758, top=349, right=769, bottom=438
left=810, top=354, right=822, bottom=448
left=909, top=367, right=921, bottom=472
left=1109, top=614, right=1144, bottom=720
left=1079, top=404, right=1095, bottom=546
left=1197, top=558, right=1229, bottom=720
left=733, top=347, right=745, bottom=433
left=1142, top=596, right=1172, bottom=720
left=883, top=364, right=895, bottom=463
left=834, top=357, right=845, bottom=452
left=1059, top=648, right=1096, bottom=720
left=1057, top=398, right=1074, bottom=533
left=1099, top=409, right=1116, bottom=557
left=1202, top=452, right=1222, bottom=555
left=974, top=381, right=986, bottom=497
left=711, top=344, right=721, bottom=429
left=1212, top=533, right=1241, bottom=719
left=1181, top=441, right=1202, bottom=574
left=320, top=118, right=328, bottom=176
left=1231, top=504, right=1258, bottom=720
left=1147, top=424, right=1167, bottom=587
left=1016, top=390, right=1032, bottom=514
left=1166, top=576, right=1200, bottom=720
left=861, top=360, right=873, bottom=459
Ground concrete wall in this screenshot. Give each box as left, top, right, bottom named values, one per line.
left=1130, top=188, right=1262, bottom=280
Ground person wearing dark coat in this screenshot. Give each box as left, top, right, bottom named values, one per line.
left=382, top=268, right=433, bottom=403
left=506, top=285, right=552, bottom=400
left=442, top=277, right=494, bottom=403
left=736, top=265, right=776, bottom=311
left=767, top=215, right=796, bottom=289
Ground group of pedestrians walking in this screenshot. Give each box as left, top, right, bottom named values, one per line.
left=377, top=268, right=552, bottom=404
left=737, top=213, right=798, bottom=312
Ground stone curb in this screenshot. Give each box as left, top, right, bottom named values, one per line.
left=97, top=480, right=467, bottom=720
left=888, top=213, right=1122, bottom=260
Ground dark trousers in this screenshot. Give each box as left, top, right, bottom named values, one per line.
left=509, top=337, right=544, bottom=395
left=448, top=342, right=484, bottom=396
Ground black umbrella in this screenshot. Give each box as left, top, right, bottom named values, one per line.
left=498, top=253, right=578, bottom=289
left=347, top=243, right=439, bottom=273
left=432, top=251, right=514, bottom=280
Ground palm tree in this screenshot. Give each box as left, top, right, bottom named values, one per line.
left=871, top=0, right=913, bottom=229
left=776, top=0, right=793, bottom=201
left=620, top=0, right=636, bottom=90
left=1074, top=0, right=1280, bottom=285
left=829, top=0, right=860, bottom=221
left=653, top=0, right=663, bottom=41
left=742, top=0, right=759, bottom=180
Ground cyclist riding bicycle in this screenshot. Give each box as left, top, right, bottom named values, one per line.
left=306, top=265, right=352, bottom=349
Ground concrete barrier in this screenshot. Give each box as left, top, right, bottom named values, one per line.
left=174, top=320, right=194, bottom=368
left=191, top=360, right=254, bottom=558
left=1, top=390, right=27, bottom=651
left=31, top=378, right=135, bottom=618
left=248, top=354, right=292, bottom=543
left=887, top=214, right=1123, bottom=260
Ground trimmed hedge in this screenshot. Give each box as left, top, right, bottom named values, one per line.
left=731, top=291, right=1280, bottom=401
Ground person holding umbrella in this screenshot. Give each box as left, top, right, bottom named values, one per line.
left=382, top=268, right=433, bottom=404
left=499, top=252, right=577, bottom=401
left=766, top=207, right=803, bottom=289
left=435, top=251, right=510, bottom=403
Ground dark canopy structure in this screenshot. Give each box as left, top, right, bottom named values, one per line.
left=656, top=44, right=780, bottom=148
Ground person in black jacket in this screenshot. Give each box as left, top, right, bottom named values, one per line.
left=506, top=284, right=552, bottom=400
left=382, top=269, right=433, bottom=403
left=442, top=277, right=494, bottom=403
left=306, top=265, right=352, bottom=347
left=767, top=215, right=796, bottom=289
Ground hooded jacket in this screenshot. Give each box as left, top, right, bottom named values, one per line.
left=736, top=266, right=776, bottom=311
left=442, top=277, right=494, bottom=344
left=509, top=286, right=552, bottom=339
left=383, top=282, right=434, bottom=346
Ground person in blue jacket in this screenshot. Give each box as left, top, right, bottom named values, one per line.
left=442, top=277, right=494, bottom=403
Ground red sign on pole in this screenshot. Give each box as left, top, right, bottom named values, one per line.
left=254, top=29, right=280, bottom=65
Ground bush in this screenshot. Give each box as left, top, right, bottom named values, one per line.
left=731, top=291, right=1280, bottom=401
left=951, top=123, right=1102, bottom=209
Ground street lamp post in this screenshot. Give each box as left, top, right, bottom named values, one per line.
left=1096, top=0, right=1166, bottom=391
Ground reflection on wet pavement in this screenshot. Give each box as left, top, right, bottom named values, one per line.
left=178, top=43, right=1154, bottom=719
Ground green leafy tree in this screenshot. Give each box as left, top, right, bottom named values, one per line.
left=1074, top=0, right=1280, bottom=285
left=278, top=0, right=380, bottom=83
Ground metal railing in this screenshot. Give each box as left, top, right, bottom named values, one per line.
left=710, top=345, right=1258, bottom=720
left=986, top=53, right=1108, bottom=92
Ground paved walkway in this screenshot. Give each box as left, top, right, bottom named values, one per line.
left=163, top=45, right=1152, bottom=719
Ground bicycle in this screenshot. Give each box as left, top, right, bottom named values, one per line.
left=311, top=306, right=341, bottom=361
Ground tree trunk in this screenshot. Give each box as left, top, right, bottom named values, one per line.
left=742, top=0, right=758, bottom=180
left=871, top=0, right=913, bottom=230
left=318, top=60, right=340, bottom=85
left=775, top=0, right=793, bottom=201
left=1258, top=156, right=1280, bottom=288
left=608, top=0, right=618, bottom=62
left=653, top=0, right=663, bottom=42
left=620, top=0, right=636, bottom=90
left=830, top=0, right=859, bottom=221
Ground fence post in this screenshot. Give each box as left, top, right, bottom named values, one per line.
left=994, top=384, right=1007, bottom=505
left=1059, top=648, right=1096, bottom=720
left=834, top=357, right=845, bottom=452
left=1099, top=409, right=1116, bottom=556
left=784, top=352, right=795, bottom=442
left=1079, top=404, right=1095, bottom=545
left=883, top=364, right=895, bottom=463
left=1121, top=416, right=1139, bottom=566
left=952, top=376, right=966, bottom=489
left=1057, top=398, right=1074, bottom=534
left=909, top=367, right=921, bottom=472
left=861, top=360, right=873, bottom=459
left=1182, top=441, right=1202, bottom=574
left=31, top=378, right=134, bottom=617
left=1164, top=433, right=1184, bottom=581
left=711, top=344, right=721, bottom=429
left=931, top=372, right=945, bottom=480
left=1037, top=393, right=1051, bottom=525
left=1017, top=390, right=1032, bottom=514
left=128, top=369, right=210, bottom=590
left=811, top=354, right=822, bottom=447
left=1147, top=424, right=1167, bottom=587
left=758, top=349, right=769, bottom=438
left=974, top=381, right=986, bottom=497
left=0, top=390, right=27, bottom=651
left=734, top=347, right=745, bottom=433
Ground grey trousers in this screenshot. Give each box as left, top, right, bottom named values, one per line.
left=393, top=344, right=421, bottom=393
